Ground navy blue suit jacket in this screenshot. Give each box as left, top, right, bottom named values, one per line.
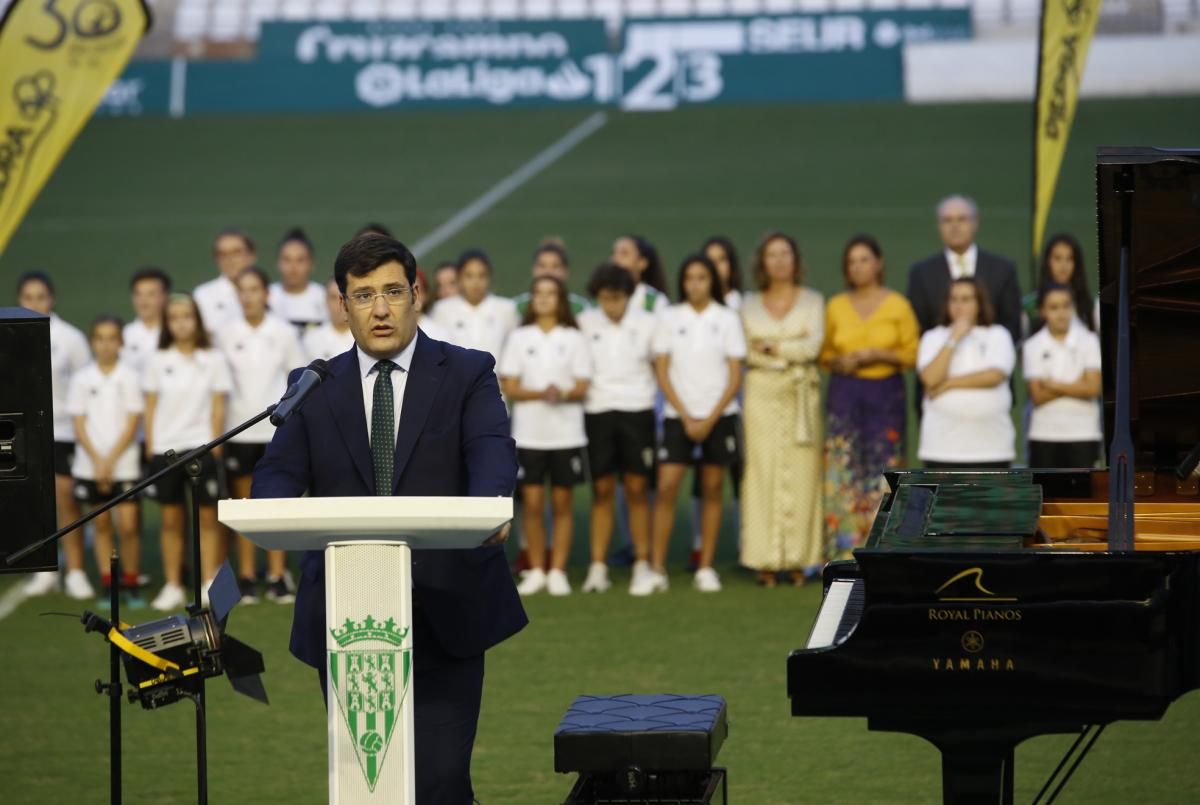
left=251, top=332, right=527, bottom=669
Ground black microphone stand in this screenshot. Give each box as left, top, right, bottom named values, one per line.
left=6, top=404, right=277, bottom=805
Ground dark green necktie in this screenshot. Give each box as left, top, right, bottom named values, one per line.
left=371, top=360, right=398, bottom=495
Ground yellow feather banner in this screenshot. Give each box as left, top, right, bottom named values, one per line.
left=0, top=0, right=150, bottom=253
left=1031, top=0, right=1102, bottom=263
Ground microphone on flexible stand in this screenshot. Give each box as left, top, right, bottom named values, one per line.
left=269, top=359, right=331, bottom=427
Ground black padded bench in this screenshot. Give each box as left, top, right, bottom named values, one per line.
left=554, top=694, right=728, bottom=804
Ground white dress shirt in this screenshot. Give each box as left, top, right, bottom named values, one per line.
left=944, top=243, right=979, bottom=279
left=357, top=336, right=417, bottom=444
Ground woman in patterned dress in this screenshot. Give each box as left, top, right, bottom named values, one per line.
left=819, top=235, right=919, bottom=559
left=739, top=232, right=825, bottom=586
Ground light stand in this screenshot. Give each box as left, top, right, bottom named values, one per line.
left=5, top=405, right=276, bottom=805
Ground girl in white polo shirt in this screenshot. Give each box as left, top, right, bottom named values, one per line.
left=268, top=228, right=328, bottom=336
left=1024, top=283, right=1103, bottom=468
left=303, top=277, right=356, bottom=361
left=432, top=249, right=519, bottom=364
left=218, top=267, right=306, bottom=603
left=917, top=278, right=1016, bottom=468
left=67, top=315, right=144, bottom=606
left=578, top=264, right=659, bottom=595
left=500, top=276, right=593, bottom=597
left=143, top=294, right=232, bottom=611
left=647, top=255, right=747, bottom=594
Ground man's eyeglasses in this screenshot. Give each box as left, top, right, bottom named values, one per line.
left=345, top=288, right=412, bottom=308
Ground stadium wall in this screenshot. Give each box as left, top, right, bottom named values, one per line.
left=94, top=13, right=1199, bottom=117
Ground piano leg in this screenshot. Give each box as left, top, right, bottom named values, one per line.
left=934, top=739, right=1016, bottom=805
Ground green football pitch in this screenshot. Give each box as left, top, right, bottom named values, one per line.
left=2, top=97, right=1199, bottom=803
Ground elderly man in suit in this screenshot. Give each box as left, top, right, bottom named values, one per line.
left=907, top=195, right=1022, bottom=342
left=253, top=233, right=526, bottom=803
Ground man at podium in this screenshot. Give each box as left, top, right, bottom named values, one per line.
left=252, top=234, right=527, bottom=803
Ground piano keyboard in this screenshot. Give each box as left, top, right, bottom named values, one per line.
left=805, top=579, right=865, bottom=649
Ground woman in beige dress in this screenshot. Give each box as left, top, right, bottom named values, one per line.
left=740, top=232, right=825, bottom=586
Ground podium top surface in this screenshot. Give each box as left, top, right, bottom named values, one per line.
left=217, top=496, right=512, bottom=551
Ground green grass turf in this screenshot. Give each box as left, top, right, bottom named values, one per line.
left=2, top=97, right=1200, bottom=801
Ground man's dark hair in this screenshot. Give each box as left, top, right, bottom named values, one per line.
left=676, top=254, right=723, bottom=306
left=939, top=277, right=996, bottom=328
left=456, top=248, right=493, bottom=276
left=586, top=262, right=636, bottom=299
left=356, top=222, right=394, bottom=239
left=16, top=270, right=54, bottom=298
left=213, top=227, right=256, bottom=254
left=334, top=234, right=418, bottom=294
left=89, top=314, right=125, bottom=340
left=129, top=266, right=172, bottom=293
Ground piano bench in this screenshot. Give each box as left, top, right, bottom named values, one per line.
left=555, top=694, right=729, bottom=804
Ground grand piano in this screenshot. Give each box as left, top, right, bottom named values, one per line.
left=788, top=147, right=1200, bottom=804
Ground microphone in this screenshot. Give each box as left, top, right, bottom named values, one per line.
left=269, top=360, right=330, bottom=427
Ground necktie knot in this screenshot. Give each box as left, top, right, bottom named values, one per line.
left=375, top=360, right=397, bottom=377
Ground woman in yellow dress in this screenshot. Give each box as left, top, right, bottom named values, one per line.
left=740, top=232, right=825, bottom=586
left=819, top=235, right=919, bottom=558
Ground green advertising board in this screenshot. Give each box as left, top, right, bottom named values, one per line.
left=103, top=11, right=972, bottom=115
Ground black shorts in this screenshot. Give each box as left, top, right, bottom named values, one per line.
left=584, top=410, right=656, bottom=478
left=1028, top=440, right=1100, bottom=469
left=73, top=479, right=137, bottom=505
left=659, top=415, right=740, bottom=467
left=517, top=447, right=587, bottom=488
left=224, top=442, right=267, bottom=477
left=145, top=453, right=222, bottom=505
left=54, top=441, right=75, bottom=477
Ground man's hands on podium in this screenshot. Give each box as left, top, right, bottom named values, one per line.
left=483, top=523, right=512, bottom=547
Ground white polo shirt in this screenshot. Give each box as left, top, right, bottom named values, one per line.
left=1023, top=322, right=1103, bottom=443
left=120, top=318, right=160, bottom=375
left=724, top=290, right=743, bottom=311
left=49, top=314, right=90, bottom=442
left=303, top=323, right=355, bottom=362
left=499, top=325, right=592, bottom=450
left=419, top=315, right=451, bottom=343
left=578, top=307, right=657, bottom=414
left=653, top=302, right=747, bottom=419
left=66, top=362, right=144, bottom=481
left=917, top=324, right=1016, bottom=462
left=217, top=315, right=306, bottom=444
left=431, top=294, right=519, bottom=364
left=630, top=283, right=669, bottom=315
left=268, top=281, right=328, bottom=328
left=193, top=275, right=240, bottom=333
left=142, top=347, right=232, bottom=454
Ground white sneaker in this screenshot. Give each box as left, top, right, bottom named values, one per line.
left=630, top=568, right=669, bottom=597
left=694, top=567, right=722, bottom=593
left=516, top=568, right=546, bottom=596
left=546, top=568, right=572, bottom=597
left=22, top=571, right=59, bottom=597
left=151, top=583, right=187, bottom=612
left=64, top=569, right=95, bottom=600
left=581, top=563, right=611, bottom=593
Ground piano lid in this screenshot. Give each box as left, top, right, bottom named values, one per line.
left=1096, top=147, right=1200, bottom=471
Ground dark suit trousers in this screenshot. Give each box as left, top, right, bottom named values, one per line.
left=318, top=612, right=485, bottom=804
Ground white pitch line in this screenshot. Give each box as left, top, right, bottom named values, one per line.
left=0, top=583, right=27, bottom=622
left=409, top=111, right=609, bottom=259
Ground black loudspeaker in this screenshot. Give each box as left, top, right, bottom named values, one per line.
left=0, top=307, right=57, bottom=573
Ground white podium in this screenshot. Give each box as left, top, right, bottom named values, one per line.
left=218, top=496, right=512, bottom=804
